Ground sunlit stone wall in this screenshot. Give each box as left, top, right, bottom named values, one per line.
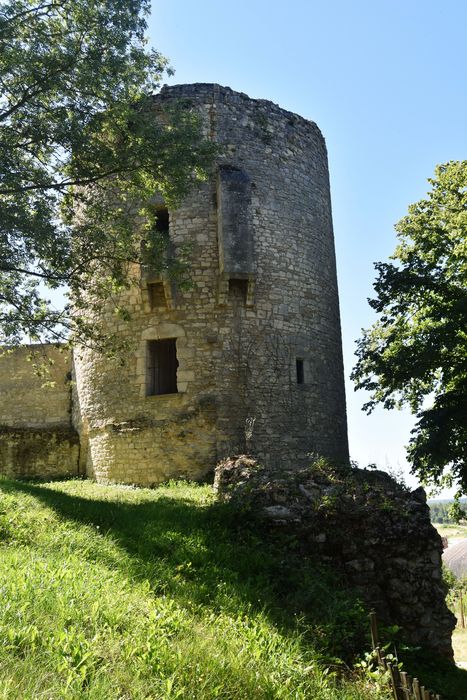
left=71, top=83, right=349, bottom=484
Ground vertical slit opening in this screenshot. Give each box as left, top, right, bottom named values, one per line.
left=296, top=358, right=305, bottom=385
left=154, top=206, right=169, bottom=235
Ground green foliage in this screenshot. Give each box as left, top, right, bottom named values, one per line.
left=357, top=614, right=467, bottom=700
left=449, top=499, right=467, bottom=524
left=0, top=477, right=391, bottom=699
left=352, top=161, right=467, bottom=493
left=355, top=649, right=401, bottom=696
left=442, top=563, right=458, bottom=592
left=0, top=0, right=216, bottom=349
left=430, top=499, right=467, bottom=524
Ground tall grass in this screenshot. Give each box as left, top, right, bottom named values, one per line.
left=0, top=477, right=387, bottom=699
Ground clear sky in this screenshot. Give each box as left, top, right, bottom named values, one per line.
left=147, top=0, right=467, bottom=492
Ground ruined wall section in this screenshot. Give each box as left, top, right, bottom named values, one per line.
left=73, top=84, right=348, bottom=484
left=0, top=345, right=79, bottom=478
left=215, top=458, right=455, bottom=659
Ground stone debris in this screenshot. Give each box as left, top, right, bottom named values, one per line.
left=215, top=455, right=456, bottom=659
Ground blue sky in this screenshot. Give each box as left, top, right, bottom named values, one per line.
left=148, top=1, right=467, bottom=491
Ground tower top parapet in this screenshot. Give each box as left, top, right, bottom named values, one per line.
left=154, top=82, right=325, bottom=146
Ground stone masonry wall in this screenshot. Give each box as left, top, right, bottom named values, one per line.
left=0, top=426, right=79, bottom=480
left=0, top=345, right=79, bottom=478
left=73, top=84, right=349, bottom=484
left=215, top=456, right=456, bottom=659
left=0, top=345, right=71, bottom=427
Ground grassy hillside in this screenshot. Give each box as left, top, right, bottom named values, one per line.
left=0, top=477, right=390, bottom=699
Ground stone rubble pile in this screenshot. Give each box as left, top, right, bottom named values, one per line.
left=214, top=455, right=455, bottom=658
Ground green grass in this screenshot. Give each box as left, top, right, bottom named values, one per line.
left=0, top=477, right=391, bottom=699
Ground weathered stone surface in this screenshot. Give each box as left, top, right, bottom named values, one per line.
left=72, top=83, right=349, bottom=483
left=263, top=505, right=299, bottom=522
left=0, top=426, right=79, bottom=479
left=0, top=344, right=72, bottom=428
left=0, top=345, right=79, bottom=478
left=217, top=165, right=254, bottom=277
left=214, top=456, right=455, bottom=658
left=0, top=85, right=349, bottom=485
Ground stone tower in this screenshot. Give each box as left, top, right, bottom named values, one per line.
left=72, top=84, right=348, bottom=485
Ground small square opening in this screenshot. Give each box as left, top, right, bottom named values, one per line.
left=147, top=282, right=166, bottom=309
left=229, top=278, right=248, bottom=304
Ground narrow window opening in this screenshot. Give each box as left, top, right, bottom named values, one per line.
left=147, top=282, right=166, bottom=309
left=147, top=339, right=178, bottom=396
left=296, top=358, right=305, bottom=385
left=141, top=206, right=171, bottom=276
left=229, top=278, right=248, bottom=304
left=154, top=206, right=169, bottom=236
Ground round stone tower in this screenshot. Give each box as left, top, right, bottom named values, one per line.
left=72, top=84, right=349, bottom=485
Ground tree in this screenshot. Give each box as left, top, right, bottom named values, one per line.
left=352, top=161, right=467, bottom=494
left=0, top=0, right=215, bottom=349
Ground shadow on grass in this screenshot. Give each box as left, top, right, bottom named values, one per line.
left=3, top=477, right=467, bottom=699
left=400, top=649, right=467, bottom=700
left=1, top=477, right=358, bottom=652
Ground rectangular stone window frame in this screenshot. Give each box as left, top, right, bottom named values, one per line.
left=296, top=358, right=305, bottom=385
left=216, top=165, right=256, bottom=308
left=146, top=338, right=178, bottom=396
left=216, top=165, right=255, bottom=277
left=141, top=204, right=170, bottom=262
left=145, top=279, right=171, bottom=311
left=218, top=274, right=255, bottom=307
left=229, top=278, right=248, bottom=304
left=153, top=206, right=169, bottom=236
left=136, top=324, right=190, bottom=398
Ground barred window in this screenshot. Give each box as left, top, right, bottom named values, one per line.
left=146, top=339, right=178, bottom=395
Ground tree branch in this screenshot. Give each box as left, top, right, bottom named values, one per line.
left=0, top=166, right=135, bottom=194
left=0, top=264, right=66, bottom=281
left=0, top=1, right=68, bottom=27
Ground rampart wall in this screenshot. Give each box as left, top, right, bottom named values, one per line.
left=0, top=345, right=78, bottom=479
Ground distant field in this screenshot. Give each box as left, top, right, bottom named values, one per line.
left=434, top=523, right=467, bottom=540
left=453, top=628, right=467, bottom=665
